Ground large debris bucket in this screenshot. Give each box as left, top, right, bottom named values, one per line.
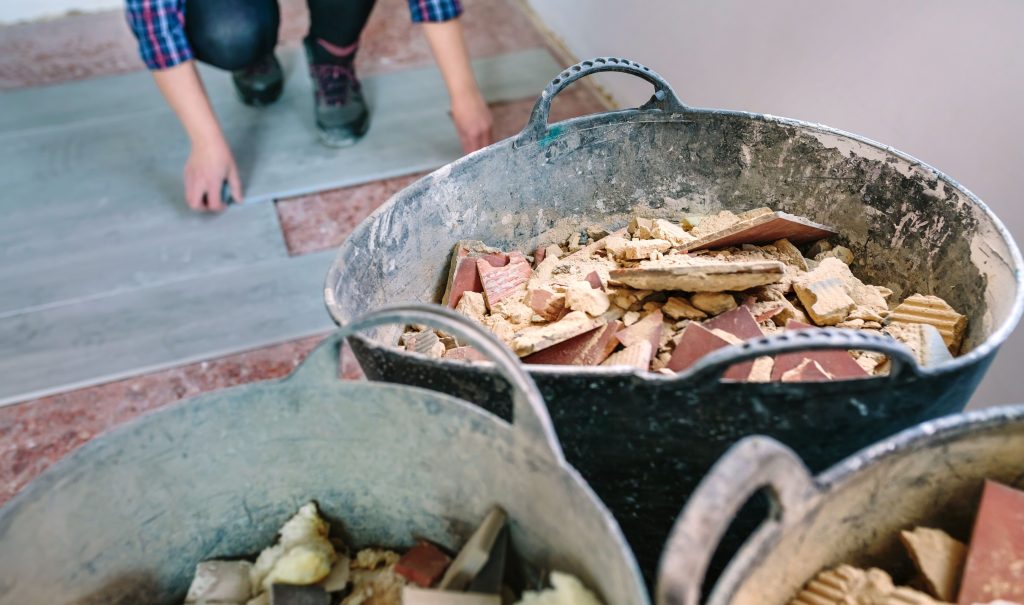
left=325, top=57, right=1024, bottom=578
left=658, top=403, right=1024, bottom=605
left=0, top=306, right=648, bottom=605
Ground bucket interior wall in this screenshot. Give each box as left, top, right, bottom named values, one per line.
left=332, top=111, right=1020, bottom=354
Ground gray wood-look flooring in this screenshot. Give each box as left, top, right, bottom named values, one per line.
left=0, top=48, right=560, bottom=405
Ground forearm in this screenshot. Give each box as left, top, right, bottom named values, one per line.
left=421, top=19, right=479, bottom=101
left=152, top=62, right=224, bottom=147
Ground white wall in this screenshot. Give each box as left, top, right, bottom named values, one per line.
left=529, top=0, right=1024, bottom=407
left=2, top=0, right=119, bottom=24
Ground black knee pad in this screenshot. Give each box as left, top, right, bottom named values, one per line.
left=185, top=0, right=280, bottom=71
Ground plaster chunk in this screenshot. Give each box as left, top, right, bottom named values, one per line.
left=690, top=292, right=737, bottom=315
left=565, top=281, right=611, bottom=317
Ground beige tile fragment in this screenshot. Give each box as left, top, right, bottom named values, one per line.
left=662, top=296, right=708, bottom=320
left=774, top=238, right=810, bottom=271
left=454, top=291, right=487, bottom=324
left=883, top=323, right=955, bottom=368
left=795, top=277, right=856, bottom=326
left=748, top=356, right=775, bottom=382
left=620, top=238, right=673, bottom=260
left=628, top=217, right=656, bottom=239
left=690, top=210, right=742, bottom=238
left=565, top=281, right=611, bottom=317
left=899, top=527, right=967, bottom=602
left=610, top=258, right=785, bottom=292
left=586, top=225, right=609, bottom=241
left=889, top=293, right=967, bottom=354
left=788, top=564, right=949, bottom=605
left=601, top=341, right=653, bottom=370
left=651, top=219, right=696, bottom=246
left=622, top=311, right=641, bottom=326
left=815, top=245, right=854, bottom=265
left=492, top=298, right=533, bottom=325
left=690, top=292, right=737, bottom=315
left=510, top=311, right=603, bottom=356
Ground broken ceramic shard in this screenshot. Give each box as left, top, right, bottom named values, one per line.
left=565, top=280, right=611, bottom=316
left=788, top=565, right=947, bottom=605
left=511, top=312, right=604, bottom=357
left=683, top=209, right=837, bottom=252
left=610, top=258, right=785, bottom=292
left=889, top=293, right=967, bottom=355
left=899, top=527, right=966, bottom=602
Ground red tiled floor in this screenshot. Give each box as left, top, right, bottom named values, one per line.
left=0, top=335, right=328, bottom=506
left=0, top=0, right=548, bottom=90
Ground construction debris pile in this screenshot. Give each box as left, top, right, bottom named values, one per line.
left=403, top=207, right=968, bottom=381
left=790, top=479, right=1024, bottom=605
left=182, top=502, right=603, bottom=605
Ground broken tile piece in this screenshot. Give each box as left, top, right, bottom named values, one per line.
left=957, top=480, right=1024, bottom=605
left=403, top=331, right=446, bottom=358
left=438, top=507, right=507, bottom=591
left=524, top=322, right=621, bottom=366
left=690, top=292, right=737, bottom=315
left=793, top=258, right=860, bottom=325
left=883, top=323, right=955, bottom=368
left=690, top=210, right=742, bottom=238
left=602, top=341, right=653, bottom=370
left=565, top=228, right=628, bottom=260
left=628, top=216, right=656, bottom=238
left=477, top=258, right=532, bottom=311
left=770, top=320, right=869, bottom=380
left=441, top=241, right=508, bottom=308
left=703, top=306, right=764, bottom=341
left=615, top=310, right=663, bottom=363
left=900, top=527, right=967, bottom=602
left=890, top=293, right=967, bottom=355
left=662, top=296, right=708, bottom=320
left=748, top=356, right=774, bottom=382
left=666, top=323, right=753, bottom=380
left=789, top=565, right=946, bottom=605
left=455, top=291, right=487, bottom=324
left=610, top=259, right=785, bottom=292
left=527, top=287, right=566, bottom=322
left=565, top=281, right=611, bottom=316
left=617, top=238, right=673, bottom=260
left=651, top=219, right=696, bottom=246
left=510, top=312, right=604, bottom=357
left=584, top=270, right=604, bottom=290
left=683, top=210, right=837, bottom=252
left=773, top=238, right=809, bottom=271
left=780, top=358, right=833, bottom=382
left=395, top=542, right=452, bottom=588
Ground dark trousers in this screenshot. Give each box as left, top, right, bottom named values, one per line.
left=184, top=0, right=377, bottom=71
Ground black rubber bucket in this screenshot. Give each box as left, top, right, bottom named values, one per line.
left=324, top=57, right=1024, bottom=581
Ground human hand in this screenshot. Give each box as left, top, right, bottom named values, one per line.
left=450, top=91, right=494, bottom=154
left=183, top=135, right=243, bottom=212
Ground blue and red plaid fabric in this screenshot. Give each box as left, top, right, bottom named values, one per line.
left=125, top=0, right=464, bottom=70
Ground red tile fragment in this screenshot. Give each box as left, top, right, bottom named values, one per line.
left=443, top=244, right=509, bottom=309
left=616, top=310, right=663, bottom=363
left=396, top=541, right=452, bottom=588
left=770, top=320, right=868, bottom=381
left=528, top=289, right=565, bottom=322
left=477, top=258, right=532, bottom=310
left=525, top=321, right=622, bottom=366
left=703, top=306, right=764, bottom=341
left=666, top=323, right=752, bottom=380
left=533, top=245, right=547, bottom=267
left=958, top=480, right=1024, bottom=605
left=585, top=271, right=603, bottom=290
left=779, top=358, right=832, bottom=382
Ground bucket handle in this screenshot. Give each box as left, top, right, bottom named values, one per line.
left=289, top=304, right=565, bottom=463
left=680, top=327, right=922, bottom=383
left=656, top=436, right=819, bottom=605
left=515, top=56, right=687, bottom=146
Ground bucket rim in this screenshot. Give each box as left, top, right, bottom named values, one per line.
left=324, top=105, right=1024, bottom=380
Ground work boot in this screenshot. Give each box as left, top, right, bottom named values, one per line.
left=304, top=37, right=370, bottom=148
left=232, top=53, right=284, bottom=107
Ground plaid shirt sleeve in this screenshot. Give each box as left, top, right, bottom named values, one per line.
left=408, top=0, right=463, bottom=23
left=125, top=0, right=192, bottom=70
